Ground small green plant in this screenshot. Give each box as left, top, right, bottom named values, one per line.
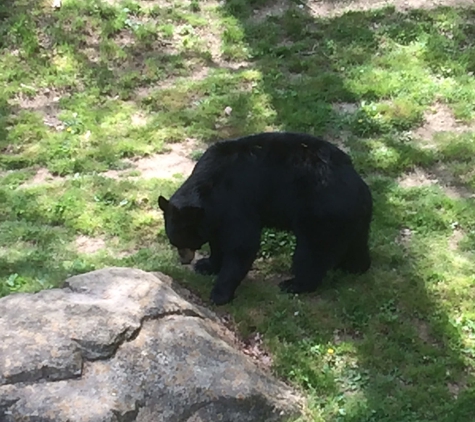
left=5, top=273, right=25, bottom=292
left=61, top=112, right=85, bottom=135
left=259, top=229, right=296, bottom=259
left=190, top=0, right=200, bottom=12
left=190, top=149, right=204, bottom=161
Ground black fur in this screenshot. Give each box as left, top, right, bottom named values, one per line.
left=158, top=132, right=373, bottom=305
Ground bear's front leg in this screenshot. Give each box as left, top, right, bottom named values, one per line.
left=209, top=256, right=255, bottom=305
left=209, top=226, right=261, bottom=306
left=194, top=239, right=223, bottom=275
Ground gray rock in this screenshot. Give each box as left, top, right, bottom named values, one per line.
left=0, top=267, right=302, bottom=422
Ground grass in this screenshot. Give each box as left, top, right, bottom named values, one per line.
left=1, top=0, right=475, bottom=420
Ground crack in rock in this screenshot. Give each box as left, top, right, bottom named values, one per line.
left=76, top=309, right=205, bottom=363
left=178, top=396, right=281, bottom=422
left=2, top=346, right=83, bottom=386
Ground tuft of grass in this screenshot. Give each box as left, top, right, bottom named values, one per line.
left=1, top=0, right=475, bottom=420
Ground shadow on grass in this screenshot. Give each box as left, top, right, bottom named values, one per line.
left=214, top=0, right=475, bottom=420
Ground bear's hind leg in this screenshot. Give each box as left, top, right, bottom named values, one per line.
left=280, top=224, right=349, bottom=295
left=337, top=221, right=371, bottom=274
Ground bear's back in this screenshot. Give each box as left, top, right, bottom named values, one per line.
left=197, top=132, right=352, bottom=172
left=171, top=132, right=367, bottom=226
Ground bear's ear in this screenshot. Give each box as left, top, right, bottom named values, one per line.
left=158, top=195, right=169, bottom=212
left=181, top=206, right=204, bottom=222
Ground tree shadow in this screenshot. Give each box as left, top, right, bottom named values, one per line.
left=216, top=0, right=475, bottom=419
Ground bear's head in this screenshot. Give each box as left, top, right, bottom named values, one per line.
left=158, top=195, right=207, bottom=264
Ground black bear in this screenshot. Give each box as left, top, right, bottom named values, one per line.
left=158, top=132, right=372, bottom=306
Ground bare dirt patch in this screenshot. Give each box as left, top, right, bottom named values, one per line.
left=103, top=140, right=199, bottom=180
left=133, top=143, right=196, bottom=179
left=449, top=228, right=464, bottom=251
left=134, top=67, right=211, bottom=100
left=398, top=166, right=475, bottom=199
left=399, top=103, right=475, bottom=199
left=413, top=104, right=474, bottom=147
left=20, top=167, right=63, bottom=188
left=398, top=167, right=437, bottom=189
left=332, top=102, right=359, bottom=116
left=430, top=163, right=475, bottom=199
left=9, top=88, right=65, bottom=131
left=250, top=0, right=291, bottom=23
left=75, top=235, right=106, bottom=254
left=130, top=111, right=149, bottom=127
left=304, top=0, right=474, bottom=18
left=251, top=0, right=473, bottom=21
